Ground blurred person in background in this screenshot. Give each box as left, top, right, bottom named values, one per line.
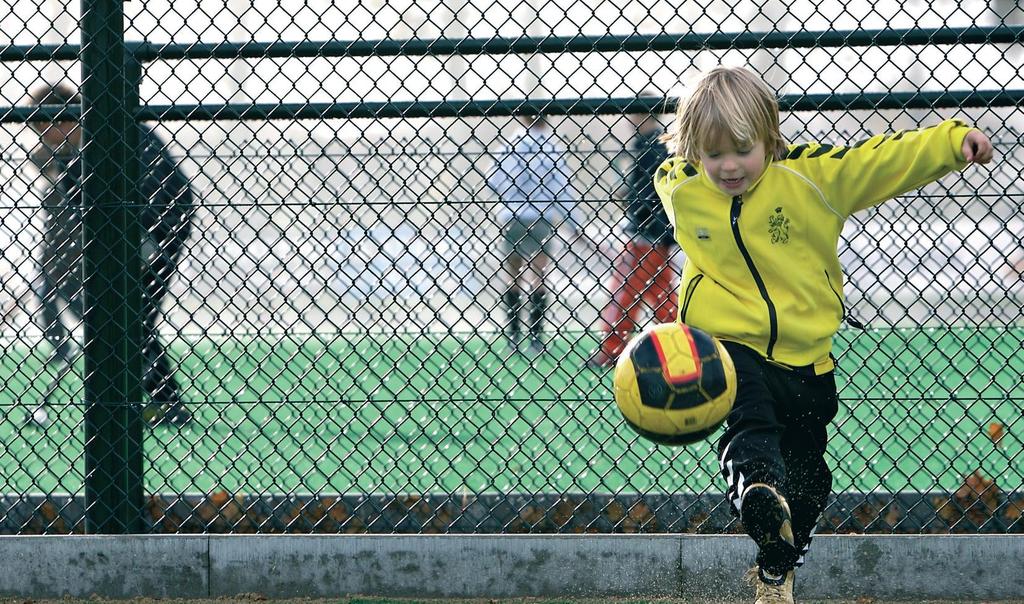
left=587, top=98, right=677, bottom=369
left=486, top=113, right=593, bottom=356
left=24, top=82, right=195, bottom=428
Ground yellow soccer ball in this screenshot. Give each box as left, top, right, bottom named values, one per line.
left=613, top=322, right=737, bottom=446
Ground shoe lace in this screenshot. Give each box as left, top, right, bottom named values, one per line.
left=758, top=580, right=789, bottom=600
left=746, top=567, right=791, bottom=603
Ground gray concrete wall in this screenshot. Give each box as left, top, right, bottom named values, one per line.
left=0, top=534, right=1020, bottom=600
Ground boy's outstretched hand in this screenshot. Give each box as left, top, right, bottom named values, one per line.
left=962, top=129, right=994, bottom=164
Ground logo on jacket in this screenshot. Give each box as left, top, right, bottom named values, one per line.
left=696, top=227, right=711, bottom=240
left=768, top=207, right=790, bottom=244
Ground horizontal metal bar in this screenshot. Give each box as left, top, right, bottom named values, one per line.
left=0, top=43, right=79, bottom=62
left=136, top=90, right=1024, bottom=121
left=2, top=26, right=1022, bottom=63
left=0, top=105, right=84, bottom=123
left=131, top=26, right=1024, bottom=60
left=2, top=89, right=1019, bottom=124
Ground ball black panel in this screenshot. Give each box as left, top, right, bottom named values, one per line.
left=628, top=332, right=664, bottom=371
left=698, top=352, right=729, bottom=399
left=688, top=327, right=720, bottom=366
left=630, top=334, right=671, bottom=409
left=634, top=371, right=673, bottom=409
left=689, top=326, right=728, bottom=399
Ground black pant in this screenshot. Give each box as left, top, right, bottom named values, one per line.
left=33, top=233, right=185, bottom=408
left=716, top=342, right=839, bottom=568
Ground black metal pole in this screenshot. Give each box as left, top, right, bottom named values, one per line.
left=80, top=0, right=143, bottom=534
left=123, top=53, right=146, bottom=533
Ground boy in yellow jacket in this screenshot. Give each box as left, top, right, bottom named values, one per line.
left=655, top=66, right=993, bottom=604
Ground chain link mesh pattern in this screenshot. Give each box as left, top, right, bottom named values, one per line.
left=0, top=0, right=1021, bottom=534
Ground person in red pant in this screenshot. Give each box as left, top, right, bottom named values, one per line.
left=588, top=102, right=678, bottom=368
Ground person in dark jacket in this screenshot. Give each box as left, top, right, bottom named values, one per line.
left=24, top=82, right=195, bottom=428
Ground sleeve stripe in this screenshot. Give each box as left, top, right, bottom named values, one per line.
left=827, top=136, right=871, bottom=160
left=807, top=144, right=835, bottom=158
left=786, top=143, right=810, bottom=160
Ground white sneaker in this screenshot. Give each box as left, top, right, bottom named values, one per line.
left=23, top=405, right=50, bottom=428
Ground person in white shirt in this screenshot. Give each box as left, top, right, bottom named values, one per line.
left=487, top=114, right=586, bottom=354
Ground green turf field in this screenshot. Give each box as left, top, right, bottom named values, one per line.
left=0, top=326, right=1020, bottom=495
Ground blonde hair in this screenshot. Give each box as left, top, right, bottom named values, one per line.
left=664, top=66, right=787, bottom=163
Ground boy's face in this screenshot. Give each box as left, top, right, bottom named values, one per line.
left=699, top=133, right=767, bottom=196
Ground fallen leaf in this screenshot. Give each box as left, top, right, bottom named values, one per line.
left=210, top=490, right=230, bottom=507
left=988, top=422, right=1005, bottom=447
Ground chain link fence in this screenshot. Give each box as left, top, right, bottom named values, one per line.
left=0, top=0, right=1021, bottom=534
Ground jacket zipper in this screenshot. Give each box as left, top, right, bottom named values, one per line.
left=680, top=274, right=703, bottom=322
left=824, top=269, right=866, bottom=330
left=730, top=195, right=779, bottom=359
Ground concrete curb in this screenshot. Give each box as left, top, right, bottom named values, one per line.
left=0, top=534, right=1021, bottom=599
